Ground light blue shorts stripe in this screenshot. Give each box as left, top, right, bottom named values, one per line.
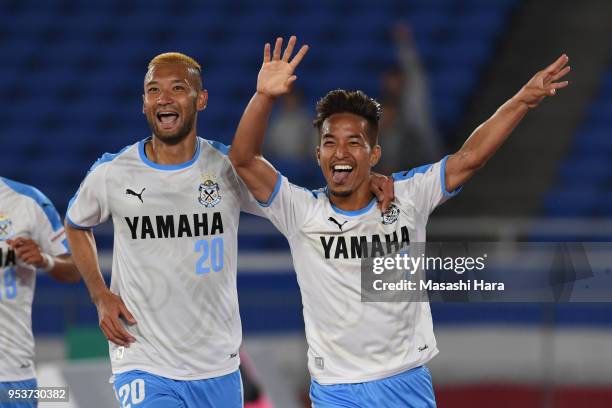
left=113, top=370, right=242, bottom=408
left=310, top=366, right=436, bottom=408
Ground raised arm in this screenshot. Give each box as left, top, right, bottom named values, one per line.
left=65, top=224, right=136, bottom=347
left=229, top=36, right=308, bottom=203
left=445, top=54, right=571, bottom=191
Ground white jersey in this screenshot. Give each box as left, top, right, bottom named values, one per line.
left=67, top=137, right=261, bottom=380
left=258, top=157, right=460, bottom=384
left=0, top=178, right=68, bottom=382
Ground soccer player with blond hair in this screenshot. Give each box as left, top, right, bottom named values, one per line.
left=229, top=36, right=570, bottom=407
left=65, top=52, right=265, bottom=407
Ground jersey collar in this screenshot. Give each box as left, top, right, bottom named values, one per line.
left=138, top=137, right=201, bottom=170
left=329, top=195, right=377, bottom=216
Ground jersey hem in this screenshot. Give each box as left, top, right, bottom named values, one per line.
left=440, top=155, right=462, bottom=198
left=65, top=215, right=94, bottom=230
left=111, top=361, right=240, bottom=382
left=0, top=371, right=37, bottom=383
left=310, top=348, right=439, bottom=385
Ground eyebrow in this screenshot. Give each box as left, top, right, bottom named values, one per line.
left=145, top=79, right=190, bottom=86
left=321, top=133, right=364, bottom=140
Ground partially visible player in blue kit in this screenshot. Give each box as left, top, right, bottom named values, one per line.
left=1, top=178, right=80, bottom=408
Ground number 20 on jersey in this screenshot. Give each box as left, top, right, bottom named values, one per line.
left=194, top=237, right=224, bottom=274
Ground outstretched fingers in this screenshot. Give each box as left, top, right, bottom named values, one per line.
left=286, top=75, right=298, bottom=87
left=552, top=80, right=570, bottom=89
left=550, top=80, right=570, bottom=93
left=272, top=37, right=283, bottom=60
left=289, top=45, right=309, bottom=69
left=282, top=35, right=297, bottom=62
left=546, top=54, right=569, bottom=75
left=551, top=65, right=571, bottom=82
left=263, top=43, right=271, bottom=63
left=539, top=54, right=570, bottom=96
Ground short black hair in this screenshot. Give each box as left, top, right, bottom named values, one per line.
left=313, top=90, right=382, bottom=146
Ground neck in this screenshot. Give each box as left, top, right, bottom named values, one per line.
left=146, top=133, right=197, bottom=165
left=328, top=181, right=374, bottom=212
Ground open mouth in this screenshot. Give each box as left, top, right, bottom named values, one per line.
left=331, top=164, right=353, bottom=184
left=156, top=111, right=179, bottom=129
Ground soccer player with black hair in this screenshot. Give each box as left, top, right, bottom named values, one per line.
left=229, top=36, right=570, bottom=407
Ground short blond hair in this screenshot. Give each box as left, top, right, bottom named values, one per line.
left=147, top=52, right=203, bottom=90
left=148, top=52, right=201, bottom=71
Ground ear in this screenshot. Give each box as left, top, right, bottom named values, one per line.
left=370, top=145, right=381, bottom=168
left=316, top=146, right=321, bottom=166
left=142, top=94, right=145, bottom=114
left=197, top=89, right=208, bottom=111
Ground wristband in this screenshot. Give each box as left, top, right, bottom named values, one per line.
left=41, top=253, right=55, bottom=272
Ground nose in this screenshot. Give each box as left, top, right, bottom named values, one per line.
left=157, top=89, right=173, bottom=105
left=334, top=143, right=348, bottom=159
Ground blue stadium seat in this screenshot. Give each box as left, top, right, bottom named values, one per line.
left=544, top=63, right=612, bottom=217
left=544, top=187, right=600, bottom=217
left=558, top=157, right=610, bottom=187
left=3, top=0, right=514, bottom=211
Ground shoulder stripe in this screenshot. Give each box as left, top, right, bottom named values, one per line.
left=1, top=178, right=63, bottom=232
left=67, top=144, right=131, bottom=213
left=89, top=145, right=131, bottom=173
left=303, top=186, right=322, bottom=199
left=392, top=163, right=434, bottom=182
left=206, top=139, right=230, bottom=156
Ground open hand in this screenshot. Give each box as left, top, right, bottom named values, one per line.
left=518, top=54, right=570, bottom=108
left=257, top=36, right=309, bottom=98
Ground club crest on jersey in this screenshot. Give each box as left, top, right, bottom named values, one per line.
left=198, top=175, right=221, bottom=208
left=0, top=212, right=13, bottom=240
left=381, top=204, right=400, bottom=225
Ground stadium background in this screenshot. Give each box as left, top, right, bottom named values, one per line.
left=2, top=0, right=612, bottom=406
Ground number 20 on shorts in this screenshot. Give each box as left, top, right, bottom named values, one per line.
left=195, top=237, right=224, bottom=274
left=116, top=378, right=145, bottom=408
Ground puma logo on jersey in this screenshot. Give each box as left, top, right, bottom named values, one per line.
left=126, top=188, right=145, bottom=203
left=418, top=344, right=428, bottom=352
left=328, top=217, right=348, bottom=231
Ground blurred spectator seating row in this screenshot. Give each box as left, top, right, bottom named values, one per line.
left=0, top=0, right=517, bottom=214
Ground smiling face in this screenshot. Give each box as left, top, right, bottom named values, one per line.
left=317, top=112, right=381, bottom=197
left=143, top=63, right=208, bottom=144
